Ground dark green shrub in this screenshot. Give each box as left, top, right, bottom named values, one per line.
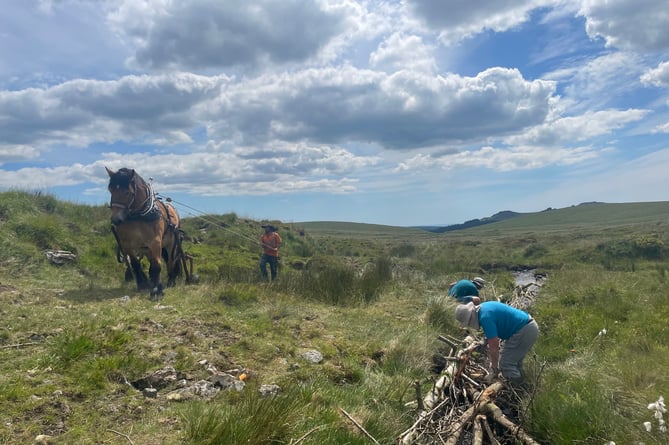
left=524, top=243, right=548, bottom=258
left=632, top=234, right=665, bottom=259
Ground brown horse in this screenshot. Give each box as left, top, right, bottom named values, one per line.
left=106, top=167, right=192, bottom=299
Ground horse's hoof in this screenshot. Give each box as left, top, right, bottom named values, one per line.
left=150, top=284, right=164, bottom=300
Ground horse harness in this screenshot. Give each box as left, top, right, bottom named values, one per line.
left=110, top=176, right=159, bottom=223
left=110, top=174, right=180, bottom=262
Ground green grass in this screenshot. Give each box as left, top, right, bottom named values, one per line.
left=1, top=190, right=669, bottom=444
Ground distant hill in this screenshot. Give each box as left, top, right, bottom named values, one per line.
left=293, top=201, right=669, bottom=238
left=417, top=210, right=524, bottom=233
left=415, top=201, right=641, bottom=233
left=301, top=201, right=669, bottom=238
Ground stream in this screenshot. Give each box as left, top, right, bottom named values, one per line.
left=509, top=269, right=546, bottom=310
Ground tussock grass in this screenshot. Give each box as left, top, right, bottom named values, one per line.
left=181, top=385, right=308, bottom=445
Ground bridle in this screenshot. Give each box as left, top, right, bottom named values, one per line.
left=110, top=175, right=156, bottom=220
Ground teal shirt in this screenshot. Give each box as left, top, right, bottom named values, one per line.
left=448, top=279, right=479, bottom=302
left=478, top=301, right=530, bottom=340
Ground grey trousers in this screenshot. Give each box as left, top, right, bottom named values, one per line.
left=500, top=319, right=539, bottom=381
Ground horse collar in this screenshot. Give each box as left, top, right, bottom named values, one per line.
left=112, top=178, right=157, bottom=221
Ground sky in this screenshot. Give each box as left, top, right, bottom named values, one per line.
left=1, top=0, right=669, bottom=227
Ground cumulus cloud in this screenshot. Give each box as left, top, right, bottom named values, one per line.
left=108, top=0, right=347, bottom=71
left=396, top=143, right=599, bottom=173
left=206, top=66, right=556, bottom=149
left=17, top=142, right=380, bottom=196
left=578, top=0, right=669, bottom=52
left=406, top=0, right=557, bottom=44
left=0, top=73, right=225, bottom=149
left=641, top=61, right=669, bottom=87
left=504, top=109, right=648, bottom=146
left=0, top=146, right=41, bottom=165
left=0, top=64, right=555, bottom=156
left=369, top=32, right=437, bottom=73
left=652, top=122, right=669, bottom=133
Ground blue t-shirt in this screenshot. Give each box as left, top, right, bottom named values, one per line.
left=478, top=301, right=530, bottom=340
left=448, top=279, right=479, bottom=302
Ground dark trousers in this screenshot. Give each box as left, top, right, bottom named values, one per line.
left=259, top=254, right=279, bottom=280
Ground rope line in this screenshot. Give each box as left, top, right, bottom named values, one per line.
left=156, top=194, right=260, bottom=245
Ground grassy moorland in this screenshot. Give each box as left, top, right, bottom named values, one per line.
left=1, top=191, right=668, bottom=444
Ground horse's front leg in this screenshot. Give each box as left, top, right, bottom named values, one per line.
left=148, top=246, right=164, bottom=300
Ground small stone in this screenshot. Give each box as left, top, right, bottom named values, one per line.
left=259, top=384, right=281, bottom=397
left=143, top=388, right=158, bottom=398
left=300, top=349, right=323, bottom=364
left=34, top=435, right=53, bottom=444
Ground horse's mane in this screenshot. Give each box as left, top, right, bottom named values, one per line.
left=109, top=168, right=143, bottom=189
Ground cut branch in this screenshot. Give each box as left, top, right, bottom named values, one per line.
left=480, top=402, right=541, bottom=445
left=340, top=408, right=381, bottom=445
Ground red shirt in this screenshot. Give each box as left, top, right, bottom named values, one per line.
left=261, top=232, right=282, bottom=257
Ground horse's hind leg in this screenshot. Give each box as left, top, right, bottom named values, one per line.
left=130, top=257, right=150, bottom=290
left=162, top=244, right=178, bottom=288
left=167, top=257, right=181, bottom=287
left=125, top=265, right=134, bottom=282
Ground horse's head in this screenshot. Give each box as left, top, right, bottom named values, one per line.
left=106, top=167, right=140, bottom=225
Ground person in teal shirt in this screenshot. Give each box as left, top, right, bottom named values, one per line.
left=455, top=301, right=538, bottom=384
left=448, top=276, right=485, bottom=304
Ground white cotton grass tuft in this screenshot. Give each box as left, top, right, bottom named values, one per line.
left=646, top=396, right=667, bottom=433
left=598, top=328, right=607, bottom=336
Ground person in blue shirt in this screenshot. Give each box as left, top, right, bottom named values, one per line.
left=448, top=276, right=485, bottom=304
left=455, top=301, right=538, bottom=384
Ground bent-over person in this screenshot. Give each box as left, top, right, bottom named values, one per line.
left=448, top=276, right=485, bottom=304
left=455, top=301, right=538, bottom=384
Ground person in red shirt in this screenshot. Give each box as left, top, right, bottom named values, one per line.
left=259, top=225, right=282, bottom=280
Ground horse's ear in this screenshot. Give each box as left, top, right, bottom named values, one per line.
left=105, top=166, right=115, bottom=177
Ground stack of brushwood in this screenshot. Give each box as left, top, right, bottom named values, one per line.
left=397, top=333, right=541, bottom=445
left=397, top=274, right=545, bottom=444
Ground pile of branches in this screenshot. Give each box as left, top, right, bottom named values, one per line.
left=397, top=334, right=541, bottom=445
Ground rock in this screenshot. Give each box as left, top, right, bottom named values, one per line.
left=209, top=372, right=245, bottom=391
left=300, top=349, right=323, bottom=364
left=166, top=380, right=220, bottom=401
left=45, top=250, right=76, bottom=265
left=259, top=384, right=281, bottom=397
left=143, top=388, right=158, bottom=398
